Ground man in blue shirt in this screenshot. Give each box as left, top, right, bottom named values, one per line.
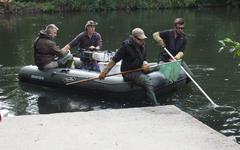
left=153, top=18, right=187, bottom=62
left=62, top=20, right=102, bottom=71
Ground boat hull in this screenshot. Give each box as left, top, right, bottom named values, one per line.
left=18, top=62, right=191, bottom=98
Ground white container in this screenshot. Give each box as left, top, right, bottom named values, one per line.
left=92, top=51, right=115, bottom=62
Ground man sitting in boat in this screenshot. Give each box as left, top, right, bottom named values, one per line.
left=98, top=28, right=159, bottom=106
left=62, top=20, right=103, bottom=72
left=33, top=24, right=73, bottom=70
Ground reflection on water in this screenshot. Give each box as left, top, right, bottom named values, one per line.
left=19, top=82, right=158, bottom=114
left=0, top=64, right=240, bottom=143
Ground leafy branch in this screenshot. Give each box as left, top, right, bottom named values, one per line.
left=218, top=38, right=240, bottom=57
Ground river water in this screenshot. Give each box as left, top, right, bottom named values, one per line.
left=0, top=8, right=240, bottom=143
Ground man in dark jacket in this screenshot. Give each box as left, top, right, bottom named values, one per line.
left=34, top=24, right=71, bottom=70
left=98, top=28, right=159, bottom=105
left=153, top=18, right=187, bottom=62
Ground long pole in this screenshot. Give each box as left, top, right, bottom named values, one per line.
left=163, top=47, right=218, bottom=107
left=66, top=67, right=144, bottom=85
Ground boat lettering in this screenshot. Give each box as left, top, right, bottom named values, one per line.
left=31, top=75, right=44, bottom=80
left=64, top=77, right=76, bottom=82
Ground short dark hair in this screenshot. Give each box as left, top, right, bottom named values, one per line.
left=174, top=18, right=184, bottom=26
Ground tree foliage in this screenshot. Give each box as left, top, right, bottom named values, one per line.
left=6, top=0, right=240, bottom=13
left=219, top=38, right=240, bottom=58
left=13, top=0, right=236, bottom=9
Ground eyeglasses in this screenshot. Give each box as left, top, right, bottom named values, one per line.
left=176, top=27, right=184, bottom=30
left=88, top=25, right=95, bottom=28
left=134, top=36, right=143, bottom=41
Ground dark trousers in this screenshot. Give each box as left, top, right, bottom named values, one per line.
left=125, top=72, right=159, bottom=105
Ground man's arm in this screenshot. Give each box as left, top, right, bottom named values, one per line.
left=153, top=32, right=165, bottom=48
left=63, top=33, right=83, bottom=51
left=62, top=44, right=71, bottom=52
left=175, top=36, right=186, bottom=59
left=95, top=32, right=103, bottom=50
left=98, top=60, right=116, bottom=79
left=49, top=41, right=67, bottom=57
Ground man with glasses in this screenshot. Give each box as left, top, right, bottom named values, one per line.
left=99, top=28, right=159, bottom=106
left=153, top=18, right=187, bottom=62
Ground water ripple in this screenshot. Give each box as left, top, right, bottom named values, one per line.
left=202, top=67, right=216, bottom=71
left=226, top=117, right=240, bottom=123
left=0, top=88, right=4, bottom=94
left=0, top=96, right=8, bottom=99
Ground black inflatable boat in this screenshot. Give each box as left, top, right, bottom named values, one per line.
left=18, top=60, right=191, bottom=98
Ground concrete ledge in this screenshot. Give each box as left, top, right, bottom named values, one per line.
left=0, top=105, right=239, bottom=150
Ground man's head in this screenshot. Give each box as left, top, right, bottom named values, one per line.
left=132, top=28, right=147, bottom=46
left=174, top=18, right=185, bottom=35
left=85, top=20, right=98, bottom=33
left=45, top=24, right=59, bottom=39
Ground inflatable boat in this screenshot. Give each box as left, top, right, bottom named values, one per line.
left=18, top=59, right=191, bottom=98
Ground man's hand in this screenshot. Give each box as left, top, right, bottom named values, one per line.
left=153, top=32, right=166, bottom=48
left=89, top=45, right=100, bottom=51
left=174, top=52, right=184, bottom=60
left=98, top=60, right=116, bottom=80
left=142, top=64, right=150, bottom=73
left=99, top=71, right=107, bottom=80
left=89, top=46, right=95, bottom=49
left=158, top=40, right=166, bottom=48
left=62, top=44, right=71, bottom=52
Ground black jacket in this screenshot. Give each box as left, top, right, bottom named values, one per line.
left=112, top=36, right=147, bottom=80
left=160, top=29, right=187, bottom=61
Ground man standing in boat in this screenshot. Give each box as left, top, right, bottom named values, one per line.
left=62, top=20, right=103, bottom=72
left=153, top=18, right=187, bottom=62
left=34, top=24, right=73, bottom=70
left=98, top=28, right=159, bottom=106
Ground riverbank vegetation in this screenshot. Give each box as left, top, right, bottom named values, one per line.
left=0, top=0, right=240, bottom=14
left=219, top=38, right=240, bottom=58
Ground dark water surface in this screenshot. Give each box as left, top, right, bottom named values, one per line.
left=0, top=8, right=240, bottom=143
